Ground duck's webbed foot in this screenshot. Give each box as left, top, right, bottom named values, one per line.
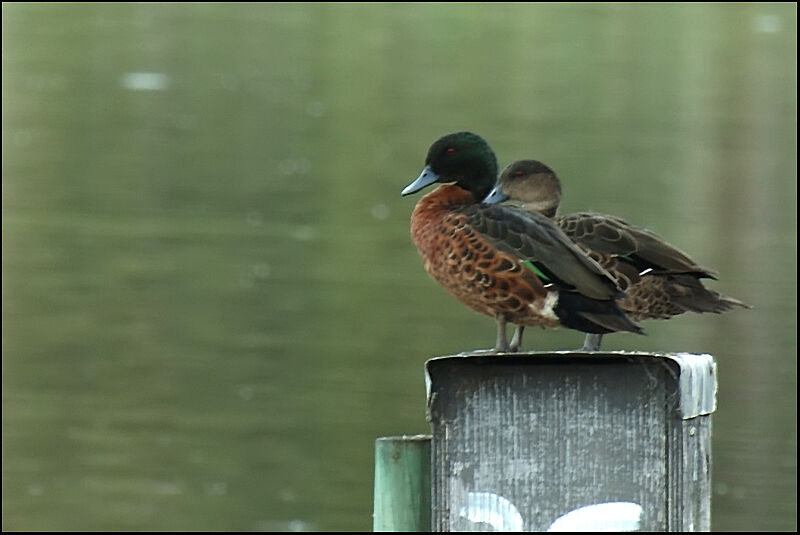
left=459, top=348, right=500, bottom=355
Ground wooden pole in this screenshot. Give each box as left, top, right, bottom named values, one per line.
left=425, top=351, right=716, bottom=531
left=373, top=435, right=432, bottom=532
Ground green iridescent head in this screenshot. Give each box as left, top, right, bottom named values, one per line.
left=402, top=132, right=499, bottom=201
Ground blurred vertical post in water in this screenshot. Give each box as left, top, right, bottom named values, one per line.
left=426, top=352, right=716, bottom=531
left=373, top=435, right=432, bottom=531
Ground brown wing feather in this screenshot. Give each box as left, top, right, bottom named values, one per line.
left=557, top=212, right=717, bottom=278
left=460, top=204, right=622, bottom=300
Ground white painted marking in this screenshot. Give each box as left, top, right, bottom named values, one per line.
left=547, top=501, right=642, bottom=532
left=458, top=491, right=524, bottom=531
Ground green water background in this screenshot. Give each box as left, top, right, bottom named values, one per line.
left=2, top=3, right=796, bottom=531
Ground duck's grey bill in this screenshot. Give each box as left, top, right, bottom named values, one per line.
left=482, top=186, right=510, bottom=204
left=402, top=166, right=440, bottom=196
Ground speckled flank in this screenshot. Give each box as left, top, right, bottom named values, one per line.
left=410, top=184, right=561, bottom=329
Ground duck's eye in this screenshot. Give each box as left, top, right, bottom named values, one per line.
left=446, top=148, right=456, bottom=155
left=513, top=171, right=524, bottom=178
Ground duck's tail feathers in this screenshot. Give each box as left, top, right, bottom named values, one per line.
left=556, top=292, right=644, bottom=335
left=669, top=275, right=752, bottom=314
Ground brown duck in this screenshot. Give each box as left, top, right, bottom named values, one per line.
left=402, top=133, right=642, bottom=353
left=483, top=159, right=750, bottom=350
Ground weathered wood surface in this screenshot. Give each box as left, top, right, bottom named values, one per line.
left=373, top=435, right=432, bottom=532
left=425, top=351, right=715, bottom=531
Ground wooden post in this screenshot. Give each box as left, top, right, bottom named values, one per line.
left=373, top=435, right=432, bottom=531
left=425, top=351, right=716, bottom=531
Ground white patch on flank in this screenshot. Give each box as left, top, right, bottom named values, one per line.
left=639, top=267, right=653, bottom=276
left=530, top=290, right=559, bottom=320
